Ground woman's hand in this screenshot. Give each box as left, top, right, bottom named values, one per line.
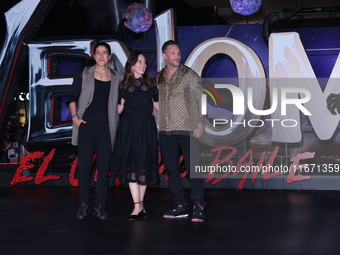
left=73, top=117, right=86, bottom=128
left=118, top=98, right=125, bottom=114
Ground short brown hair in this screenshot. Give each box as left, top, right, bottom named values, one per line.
left=162, top=40, right=179, bottom=53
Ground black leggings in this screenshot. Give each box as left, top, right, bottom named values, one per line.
left=77, top=114, right=111, bottom=207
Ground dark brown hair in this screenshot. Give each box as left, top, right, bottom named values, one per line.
left=94, top=41, right=111, bottom=55
left=120, top=51, right=153, bottom=89
left=162, top=40, right=180, bottom=53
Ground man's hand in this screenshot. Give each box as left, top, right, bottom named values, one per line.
left=193, top=122, right=203, bottom=138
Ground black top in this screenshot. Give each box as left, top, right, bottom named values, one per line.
left=85, top=79, right=110, bottom=116
left=119, top=78, right=158, bottom=116
left=67, top=69, right=110, bottom=117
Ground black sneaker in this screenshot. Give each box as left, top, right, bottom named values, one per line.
left=191, top=203, right=204, bottom=222
left=163, top=204, right=189, bottom=219
left=94, top=204, right=108, bottom=220
left=76, top=202, right=90, bottom=220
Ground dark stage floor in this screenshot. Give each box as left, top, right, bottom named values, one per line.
left=1, top=186, right=340, bottom=255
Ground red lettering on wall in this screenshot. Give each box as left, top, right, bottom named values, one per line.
left=10, top=151, right=43, bottom=185
left=158, top=150, right=165, bottom=175
left=179, top=155, right=187, bottom=177
left=34, top=149, right=60, bottom=184
left=92, top=154, right=98, bottom=182
left=69, top=154, right=97, bottom=186
left=7, top=147, right=314, bottom=188
left=69, top=156, right=79, bottom=187
left=235, top=149, right=254, bottom=189
left=205, top=146, right=312, bottom=188
left=251, top=156, right=264, bottom=185
left=262, top=146, right=284, bottom=180
left=158, top=152, right=185, bottom=181
left=286, top=152, right=313, bottom=183
left=207, top=146, right=237, bottom=184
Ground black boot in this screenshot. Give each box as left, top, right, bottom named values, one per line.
left=76, top=202, right=90, bottom=220
left=94, top=205, right=108, bottom=220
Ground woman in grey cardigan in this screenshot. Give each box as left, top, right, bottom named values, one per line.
left=68, top=41, right=123, bottom=220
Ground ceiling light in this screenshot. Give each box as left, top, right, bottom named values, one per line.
left=122, top=3, right=153, bottom=33
left=230, top=0, right=262, bottom=16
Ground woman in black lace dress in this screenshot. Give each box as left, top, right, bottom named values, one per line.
left=112, top=52, right=159, bottom=220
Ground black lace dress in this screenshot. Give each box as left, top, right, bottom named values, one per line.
left=111, top=78, right=159, bottom=185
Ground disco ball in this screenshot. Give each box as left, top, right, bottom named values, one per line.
left=122, top=3, right=153, bottom=33
left=230, top=0, right=262, bottom=16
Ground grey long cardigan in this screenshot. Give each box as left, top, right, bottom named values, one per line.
left=71, top=65, right=123, bottom=150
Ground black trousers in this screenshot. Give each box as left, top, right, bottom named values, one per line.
left=159, top=135, right=205, bottom=206
left=77, top=115, right=111, bottom=207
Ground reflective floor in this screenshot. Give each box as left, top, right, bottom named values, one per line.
left=1, top=186, right=340, bottom=255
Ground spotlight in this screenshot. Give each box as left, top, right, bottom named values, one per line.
left=122, top=3, right=153, bottom=33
